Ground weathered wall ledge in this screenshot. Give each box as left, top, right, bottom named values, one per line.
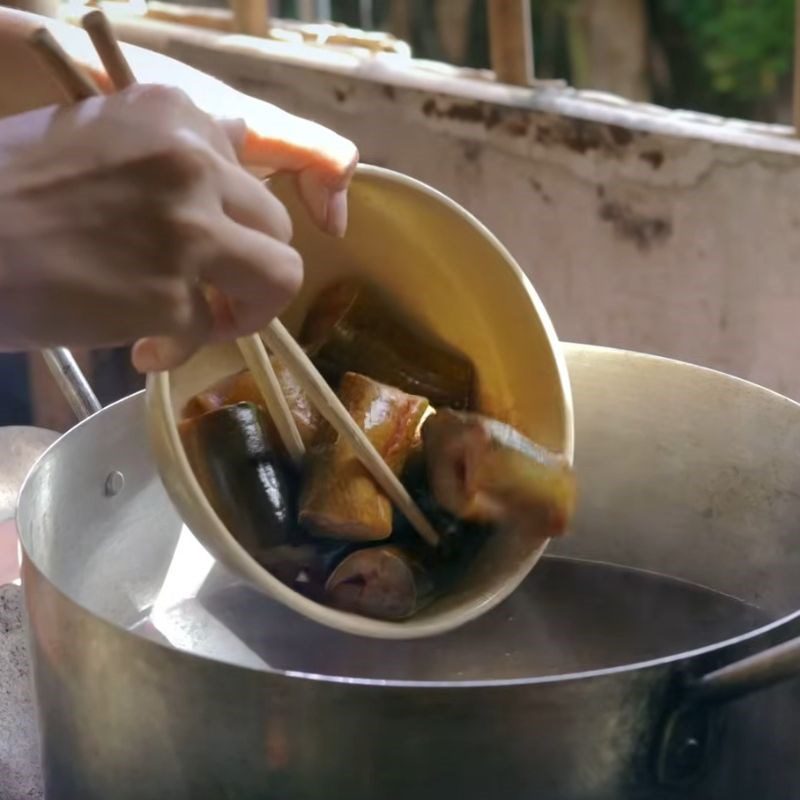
left=106, top=16, right=800, bottom=401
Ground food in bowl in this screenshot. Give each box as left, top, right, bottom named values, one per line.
left=179, top=280, right=576, bottom=621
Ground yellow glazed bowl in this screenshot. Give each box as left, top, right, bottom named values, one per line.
left=146, top=164, right=574, bottom=639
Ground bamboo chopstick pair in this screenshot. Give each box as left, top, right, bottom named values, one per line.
left=29, top=12, right=440, bottom=548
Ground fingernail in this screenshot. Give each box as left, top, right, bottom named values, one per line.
left=131, top=338, right=161, bottom=374
left=325, top=188, right=348, bottom=238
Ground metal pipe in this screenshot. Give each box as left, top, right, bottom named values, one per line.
left=41, top=348, right=101, bottom=422
left=296, top=0, right=329, bottom=23
left=316, top=0, right=331, bottom=22
left=359, top=0, right=373, bottom=30
left=296, top=0, right=315, bottom=22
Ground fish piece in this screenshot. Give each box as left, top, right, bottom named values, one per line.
left=259, top=539, right=355, bottom=599
left=299, top=372, right=429, bottom=541
left=325, top=545, right=433, bottom=620
left=183, top=360, right=323, bottom=450
left=301, top=280, right=474, bottom=410
left=421, top=409, right=576, bottom=537
left=179, top=402, right=296, bottom=558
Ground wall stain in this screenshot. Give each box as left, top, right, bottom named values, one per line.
left=640, top=150, right=665, bottom=169
left=608, top=125, right=635, bottom=147
left=598, top=200, right=672, bottom=251
left=462, top=140, right=483, bottom=163
left=420, top=98, right=653, bottom=161
left=504, top=118, right=529, bottom=137
left=421, top=98, right=500, bottom=127
left=535, top=116, right=643, bottom=157
left=529, top=177, right=553, bottom=205
left=382, top=84, right=396, bottom=101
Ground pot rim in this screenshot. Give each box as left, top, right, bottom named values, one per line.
left=18, top=344, right=800, bottom=689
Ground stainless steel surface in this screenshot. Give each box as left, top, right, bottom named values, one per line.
left=42, top=347, right=102, bottom=419
left=692, top=635, right=800, bottom=705
left=41, top=347, right=101, bottom=421
left=16, top=344, right=800, bottom=798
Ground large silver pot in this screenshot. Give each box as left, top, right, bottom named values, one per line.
left=17, top=344, right=800, bottom=799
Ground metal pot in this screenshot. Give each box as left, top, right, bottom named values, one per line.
left=17, top=343, right=800, bottom=799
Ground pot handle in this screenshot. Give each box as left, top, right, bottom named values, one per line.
left=689, top=633, right=800, bottom=706
left=653, top=632, right=800, bottom=786
left=41, top=347, right=102, bottom=422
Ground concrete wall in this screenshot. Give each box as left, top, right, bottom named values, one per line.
left=116, top=19, right=800, bottom=400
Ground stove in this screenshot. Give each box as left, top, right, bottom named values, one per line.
left=0, top=583, right=44, bottom=800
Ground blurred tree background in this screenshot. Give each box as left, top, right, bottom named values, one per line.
left=289, top=0, right=795, bottom=124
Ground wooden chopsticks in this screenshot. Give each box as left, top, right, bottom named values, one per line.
left=29, top=14, right=440, bottom=548
left=29, top=26, right=100, bottom=100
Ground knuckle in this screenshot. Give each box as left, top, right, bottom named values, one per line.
left=161, top=211, right=213, bottom=272
left=144, top=137, right=215, bottom=192
left=131, top=83, right=193, bottom=111
left=166, top=136, right=214, bottom=180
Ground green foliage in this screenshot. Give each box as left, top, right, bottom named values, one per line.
left=660, top=0, right=794, bottom=102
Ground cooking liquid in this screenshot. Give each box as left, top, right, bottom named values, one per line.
left=130, top=555, right=772, bottom=682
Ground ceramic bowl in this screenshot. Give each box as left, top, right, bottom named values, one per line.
left=146, top=164, right=574, bottom=638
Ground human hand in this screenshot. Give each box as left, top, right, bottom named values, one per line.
left=0, top=9, right=359, bottom=372
left=0, top=8, right=358, bottom=238
left=0, top=84, right=328, bottom=371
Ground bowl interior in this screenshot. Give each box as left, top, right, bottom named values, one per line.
left=147, top=165, right=573, bottom=638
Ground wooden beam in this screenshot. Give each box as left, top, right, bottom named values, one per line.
left=795, top=0, right=800, bottom=133
left=228, top=0, right=269, bottom=37
left=488, top=0, right=534, bottom=86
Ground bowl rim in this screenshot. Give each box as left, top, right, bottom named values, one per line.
left=146, top=162, right=574, bottom=640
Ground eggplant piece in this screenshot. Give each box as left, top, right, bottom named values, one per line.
left=179, top=403, right=296, bottom=558
left=300, top=280, right=475, bottom=410
left=325, top=545, right=433, bottom=620
left=183, top=361, right=323, bottom=449
left=299, top=372, right=429, bottom=541
left=422, top=410, right=576, bottom=537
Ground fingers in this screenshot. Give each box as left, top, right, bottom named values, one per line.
left=213, top=156, right=293, bottom=243
left=296, top=168, right=349, bottom=238
left=131, top=209, right=301, bottom=373
left=124, top=84, right=240, bottom=166
left=41, top=23, right=359, bottom=235
left=199, top=218, right=303, bottom=339
left=131, top=284, right=213, bottom=372
left=233, top=97, right=358, bottom=237
left=129, top=129, right=303, bottom=372
left=237, top=98, right=358, bottom=186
